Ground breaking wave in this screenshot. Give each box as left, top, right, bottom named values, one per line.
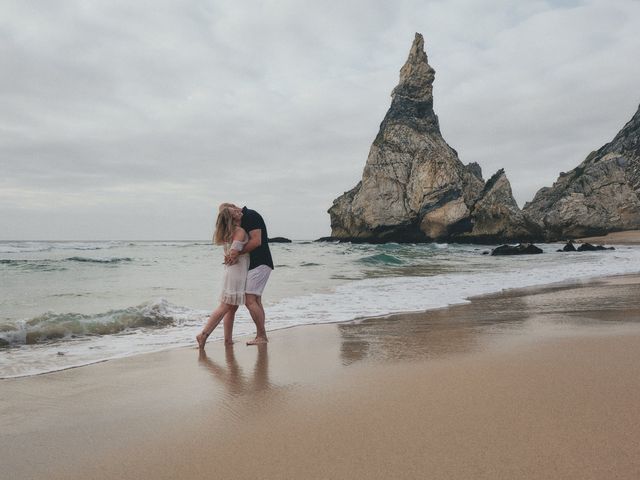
left=0, top=299, right=202, bottom=347
left=358, top=253, right=404, bottom=265
left=0, top=259, right=67, bottom=272
left=65, top=256, right=134, bottom=264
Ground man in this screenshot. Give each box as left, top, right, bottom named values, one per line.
left=221, top=203, right=273, bottom=345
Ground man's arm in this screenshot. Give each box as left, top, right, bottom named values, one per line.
left=241, top=229, right=262, bottom=254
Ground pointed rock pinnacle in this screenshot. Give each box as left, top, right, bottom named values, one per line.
left=392, top=32, right=435, bottom=102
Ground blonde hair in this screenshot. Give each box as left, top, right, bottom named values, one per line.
left=213, top=206, right=236, bottom=245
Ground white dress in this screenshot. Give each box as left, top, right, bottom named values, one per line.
left=220, top=232, right=249, bottom=305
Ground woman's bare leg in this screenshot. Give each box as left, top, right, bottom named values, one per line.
left=197, top=303, right=232, bottom=349
left=223, top=305, right=238, bottom=345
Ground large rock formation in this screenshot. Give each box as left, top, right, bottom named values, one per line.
left=461, top=169, right=542, bottom=242
left=329, top=33, right=537, bottom=243
left=524, top=105, right=640, bottom=239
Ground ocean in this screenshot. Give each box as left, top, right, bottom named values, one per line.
left=1, top=239, right=639, bottom=378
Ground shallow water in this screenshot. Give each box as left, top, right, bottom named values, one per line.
left=2, top=239, right=640, bottom=377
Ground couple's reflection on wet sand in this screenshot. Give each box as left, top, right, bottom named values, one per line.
left=198, top=343, right=270, bottom=397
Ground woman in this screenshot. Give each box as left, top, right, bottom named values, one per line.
left=196, top=205, right=249, bottom=349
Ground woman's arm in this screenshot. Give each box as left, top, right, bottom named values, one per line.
left=226, top=228, right=247, bottom=264
left=232, top=227, right=247, bottom=243
left=227, top=229, right=261, bottom=265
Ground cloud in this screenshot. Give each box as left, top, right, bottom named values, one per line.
left=1, top=0, right=639, bottom=239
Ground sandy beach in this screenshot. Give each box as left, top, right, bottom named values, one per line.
left=3, top=275, right=640, bottom=479
left=578, top=230, right=640, bottom=245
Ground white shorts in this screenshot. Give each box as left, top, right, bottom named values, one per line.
left=246, top=265, right=272, bottom=296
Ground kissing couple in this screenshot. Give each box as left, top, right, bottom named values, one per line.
left=197, top=203, right=274, bottom=349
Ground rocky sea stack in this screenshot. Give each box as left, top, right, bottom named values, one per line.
left=328, top=33, right=539, bottom=243
left=523, top=104, right=640, bottom=240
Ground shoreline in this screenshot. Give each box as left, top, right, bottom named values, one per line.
left=4, top=270, right=640, bottom=380
left=3, top=273, right=640, bottom=478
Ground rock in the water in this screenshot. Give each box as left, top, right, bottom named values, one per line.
left=576, top=243, right=615, bottom=251
left=329, top=33, right=536, bottom=243
left=524, top=104, right=640, bottom=239
left=491, top=243, right=543, bottom=256
left=268, top=237, right=292, bottom=243
left=314, top=236, right=340, bottom=242
left=562, top=241, right=577, bottom=252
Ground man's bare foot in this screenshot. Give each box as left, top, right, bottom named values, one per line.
left=246, top=336, right=268, bottom=346
left=196, top=331, right=209, bottom=350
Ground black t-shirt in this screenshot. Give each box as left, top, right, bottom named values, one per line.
left=241, top=207, right=274, bottom=270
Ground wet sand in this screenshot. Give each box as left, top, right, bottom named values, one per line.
left=2, top=275, right=640, bottom=479
left=578, top=229, right=640, bottom=245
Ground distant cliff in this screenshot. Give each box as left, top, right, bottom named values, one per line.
left=523, top=105, right=640, bottom=239
left=328, top=33, right=539, bottom=243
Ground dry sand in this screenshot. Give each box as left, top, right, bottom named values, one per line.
left=578, top=229, right=640, bottom=245
left=2, top=275, right=640, bottom=479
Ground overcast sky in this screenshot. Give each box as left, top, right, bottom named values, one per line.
left=1, top=0, right=639, bottom=240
